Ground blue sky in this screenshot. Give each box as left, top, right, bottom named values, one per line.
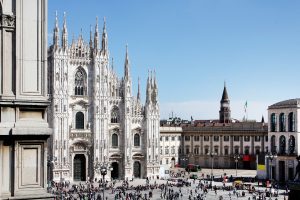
left=48, top=0, right=300, bottom=122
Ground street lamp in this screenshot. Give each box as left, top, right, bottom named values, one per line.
left=208, top=152, right=217, bottom=188
left=94, top=162, right=112, bottom=200
left=266, top=152, right=277, bottom=182
left=234, top=154, right=241, bottom=177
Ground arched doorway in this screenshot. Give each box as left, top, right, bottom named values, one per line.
left=74, top=154, right=86, bottom=181
left=133, top=161, right=141, bottom=178
left=171, top=157, right=175, bottom=168
left=111, top=162, right=119, bottom=179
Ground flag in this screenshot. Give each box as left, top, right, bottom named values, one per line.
left=244, top=101, right=248, bottom=113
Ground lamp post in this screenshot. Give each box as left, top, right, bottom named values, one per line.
left=266, top=152, right=277, bottom=182
left=208, top=152, right=217, bottom=188
left=234, top=154, right=241, bottom=177
left=94, top=162, right=112, bottom=200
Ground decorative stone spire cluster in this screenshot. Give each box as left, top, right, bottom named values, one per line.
left=146, top=70, right=158, bottom=105
left=52, top=13, right=108, bottom=56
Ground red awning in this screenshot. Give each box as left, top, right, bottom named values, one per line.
left=243, top=155, right=251, bottom=161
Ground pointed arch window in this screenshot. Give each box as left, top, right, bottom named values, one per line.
left=134, top=133, right=140, bottom=147
left=75, top=112, right=84, bottom=129
left=75, top=68, right=86, bottom=96
left=288, top=112, right=295, bottom=132
left=112, top=133, right=118, bottom=147
left=111, top=107, right=120, bottom=123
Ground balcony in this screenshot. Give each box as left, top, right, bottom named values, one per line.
left=70, top=128, right=92, bottom=141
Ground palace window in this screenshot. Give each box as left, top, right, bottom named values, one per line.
left=255, top=147, right=260, bottom=154
left=224, top=146, right=229, bottom=155
left=233, top=136, right=240, bottom=142
left=194, top=146, right=199, bottom=155
left=185, top=146, right=190, bottom=154
left=214, top=136, right=219, bottom=142
left=172, top=136, right=175, bottom=141
left=234, top=146, right=239, bottom=154
left=185, top=136, right=190, bottom=141
left=255, top=136, right=260, bottom=142
left=171, top=146, right=175, bottom=154
left=194, top=136, right=200, bottom=141
left=204, top=136, right=209, bottom=141
left=244, top=136, right=250, bottom=142
left=75, top=112, right=84, bottom=129
left=288, top=112, right=295, bottom=132
left=74, top=68, right=86, bottom=95
left=112, top=133, right=118, bottom=147
left=271, top=113, right=276, bottom=132
left=165, top=136, right=169, bottom=141
left=279, top=113, right=286, bottom=132
left=244, top=146, right=250, bottom=155
left=223, top=136, right=229, bottom=141
left=271, top=135, right=276, bottom=153
left=165, top=146, right=169, bottom=154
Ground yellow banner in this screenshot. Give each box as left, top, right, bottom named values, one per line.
left=257, top=164, right=265, bottom=170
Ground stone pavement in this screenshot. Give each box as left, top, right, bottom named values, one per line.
left=54, top=168, right=287, bottom=199
left=93, top=168, right=287, bottom=200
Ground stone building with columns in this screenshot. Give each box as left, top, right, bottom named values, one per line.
left=160, top=85, right=268, bottom=170
left=47, top=14, right=160, bottom=182
left=268, top=99, right=299, bottom=182
left=0, top=0, right=52, bottom=199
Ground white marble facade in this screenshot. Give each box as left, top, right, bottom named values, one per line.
left=48, top=14, right=160, bottom=182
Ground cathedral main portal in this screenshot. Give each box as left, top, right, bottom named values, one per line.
left=73, top=154, right=86, bottom=181
left=111, top=162, right=119, bottom=179
left=133, top=161, right=141, bottom=178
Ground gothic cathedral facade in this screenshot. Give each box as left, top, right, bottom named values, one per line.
left=48, top=14, right=160, bottom=182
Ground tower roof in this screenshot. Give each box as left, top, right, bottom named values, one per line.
left=221, top=84, right=229, bottom=101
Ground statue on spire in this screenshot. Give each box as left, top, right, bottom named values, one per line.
left=62, top=12, right=68, bottom=49
left=53, top=11, right=60, bottom=49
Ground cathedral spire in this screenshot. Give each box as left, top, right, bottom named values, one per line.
left=94, top=16, right=99, bottom=50
left=152, top=69, right=158, bottom=103
left=101, top=17, right=108, bottom=55
left=89, top=25, right=93, bottom=49
left=124, top=44, right=130, bottom=80
left=53, top=11, right=59, bottom=49
left=61, top=12, right=68, bottom=49
left=137, top=77, right=141, bottom=102
left=111, top=57, right=114, bottom=71
left=146, top=70, right=152, bottom=104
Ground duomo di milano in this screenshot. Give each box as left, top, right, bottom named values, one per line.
left=48, top=13, right=160, bottom=182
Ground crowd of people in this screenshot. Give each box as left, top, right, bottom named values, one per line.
left=47, top=173, right=288, bottom=200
